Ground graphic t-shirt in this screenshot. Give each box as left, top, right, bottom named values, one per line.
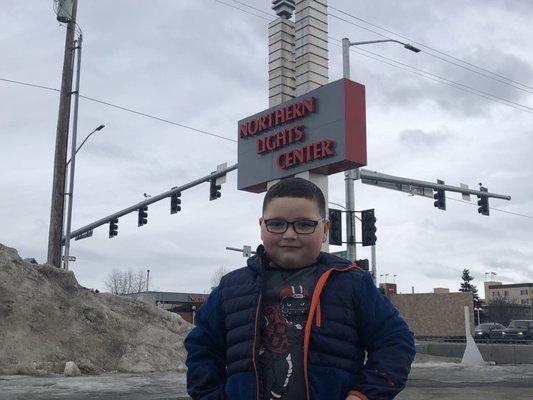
left=258, top=263, right=317, bottom=400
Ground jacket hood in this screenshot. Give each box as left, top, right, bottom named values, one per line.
left=246, top=245, right=355, bottom=274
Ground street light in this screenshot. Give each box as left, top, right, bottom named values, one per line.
left=341, top=37, right=421, bottom=265
left=66, top=124, right=105, bottom=167
left=62, top=124, right=105, bottom=269
left=342, top=38, right=421, bottom=80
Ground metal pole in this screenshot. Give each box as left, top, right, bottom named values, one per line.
left=64, top=163, right=238, bottom=242
left=342, top=38, right=350, bottom=80
left=344, top=171, right=356, bottom=261
left=63, top=33, right=82, bottom=270
left=342, top=38, right=358, bottom=262
left=146, top=269, right=150, bottom=291
left=371, top=245, right=376, bottom=285
left=47, top=0, right=78, bottom=267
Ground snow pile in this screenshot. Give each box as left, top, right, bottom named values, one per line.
left=0, top=243, right=192, bottom=376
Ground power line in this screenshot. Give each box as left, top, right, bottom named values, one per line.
left=446, top=197, right=533, bottom=220
left=328, top=39, right=533, bottom=114
left=213, top=0, right=270, bottom=20
left=3, top=75, right=532, bottom=221
left=222, top=0, right=271, bottom=17
left=79, top=95, right=237, bottom=143
left=328, top=11, right=533, bottom=96
left=329, top=5, right=533, bottom=93
left=220, top=1, right=533, bottom=96
left=217, top=0, right=533, bottom=114
left=0, top=76, right=237, bottom=143
left=0, top=77, right=59, bottom=93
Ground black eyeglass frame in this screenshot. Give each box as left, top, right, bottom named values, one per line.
left=262, top=218, right=326, bottom=234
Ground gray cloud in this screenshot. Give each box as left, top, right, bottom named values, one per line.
left=398, top=128, right=452, bottom=148
left=1, top=0, right=532, bottom=298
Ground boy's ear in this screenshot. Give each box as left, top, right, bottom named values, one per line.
left=258, top=217, right=263, bottom=227
left=323, top=219, right=331, bottom=234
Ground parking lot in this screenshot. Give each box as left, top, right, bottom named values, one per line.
left=1, top=355, right=532, bottom=400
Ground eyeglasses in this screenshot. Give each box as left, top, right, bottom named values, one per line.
left=263, top=218, right=325, bottom=234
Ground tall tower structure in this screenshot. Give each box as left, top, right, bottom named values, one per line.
left=269, top=0, right=329, bottom=105
left=269, top=1, right=297, bottom=107
left=294, top=0, right=329, bottom=96
left=267, top=1, right=330, bottom=251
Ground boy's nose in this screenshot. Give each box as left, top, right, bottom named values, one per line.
left=282, top=224, right=298, bottom=238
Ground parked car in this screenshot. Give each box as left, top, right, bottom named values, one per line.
left=474, top=322, right=506, bottom=339
left=502, top=320, right=533, bottom=340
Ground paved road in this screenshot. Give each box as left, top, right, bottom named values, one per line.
left=397, top=361, right=533, bottom=399
left=1, top=362, right=532, bottom=399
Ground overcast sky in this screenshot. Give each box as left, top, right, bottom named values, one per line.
left=1, top=0, right=532, bottom=298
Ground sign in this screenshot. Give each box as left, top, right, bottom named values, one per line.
left=460, top=183, right=471, bottom=201
left=62, top=256, right=76, bottom=262
left=238, top=79, right=366, bottom=192
left=331, top=250, right=348, bottom=259
left=361, top=173, right=434, bottom=198
left=188, top=294, right=208, bottom=303
left=243, top=245, right=252, bottom=258
left=74, top=230, right=93, bottom=241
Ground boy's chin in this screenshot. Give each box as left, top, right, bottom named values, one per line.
left=271, top=254, right=312, bottom=269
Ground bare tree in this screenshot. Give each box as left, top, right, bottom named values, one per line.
left=210, top=266, right=230, bottom=289
left=104, top=268, right=148, bottom=295
left=485, top=298, right=529, bottom=326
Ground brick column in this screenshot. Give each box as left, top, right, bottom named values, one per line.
left=268, top=18, right=296, bottom=107
left=294, top=0, right=329, bottom=96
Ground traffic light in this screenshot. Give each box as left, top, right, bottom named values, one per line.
left=433, top=179, right=446, bottom=210
left=361, top=209, right=377, bottom=247
left=138, top=205, right=148, bottom=226
left=109, top=218, right=118, bottom=238
left=328, top=208, right=342, bottom=246
left=477, top=187, right=489, bottom=216
left=170, top=192, right=182, bottom=214
left=209, top=179, right=221, bottom=201
left=356, top=259, right=369, bottom=271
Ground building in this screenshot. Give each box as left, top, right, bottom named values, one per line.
left=379, top=283, right=397, bottom=296
left=387, top=289, right=475, bottom=337
left=484, top=281, right=533, bottom=305
left=126, top=291, right=208, bottom=324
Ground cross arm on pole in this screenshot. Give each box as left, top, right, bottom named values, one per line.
left=63, top=163, right=238, bottom=243
left=360, top=169, right=511, bottom=200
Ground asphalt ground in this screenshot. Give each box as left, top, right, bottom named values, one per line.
left=1, top=357, right=532, bottom=400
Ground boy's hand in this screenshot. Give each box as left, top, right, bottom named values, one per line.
left=345, top=396, right=363, bottom=400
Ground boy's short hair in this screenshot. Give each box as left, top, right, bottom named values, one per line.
left=262, top=177, right=326, bottom=217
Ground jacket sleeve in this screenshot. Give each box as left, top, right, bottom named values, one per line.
left=350, top=272, right=415, bottom=400
left=184, top=286, right=226, bottom=400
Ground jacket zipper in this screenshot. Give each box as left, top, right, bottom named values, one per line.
left=252, top=256, right=265, bottom=400
left=252, top=292, right=262, bottom=400
left=303, top=264, right=358, bottom=400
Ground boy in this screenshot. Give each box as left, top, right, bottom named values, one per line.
left=185, top=178, right=415, bottom=400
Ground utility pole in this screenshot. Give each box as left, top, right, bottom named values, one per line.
left=342, top=38, right=357, bottom=262
left=63, top=33, right=82, bottom=270
left=47, top=0, right=78, bottom=267
left=371, top=245, right=377, bottom=284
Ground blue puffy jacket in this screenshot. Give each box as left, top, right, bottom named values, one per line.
left=185, top=246, right=415, bottom=400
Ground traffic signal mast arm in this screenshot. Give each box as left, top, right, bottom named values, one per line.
left=360, top=169, right=511, bottom=201
left=64, top=164, right=508, bottom=243
left=63, top=163, right=237, bottom=243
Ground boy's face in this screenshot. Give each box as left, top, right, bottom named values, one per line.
left=260, top=197, right=330, bottom=269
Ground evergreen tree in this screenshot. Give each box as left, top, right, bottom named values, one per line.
left=459, top=268, right=481, bottom=308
